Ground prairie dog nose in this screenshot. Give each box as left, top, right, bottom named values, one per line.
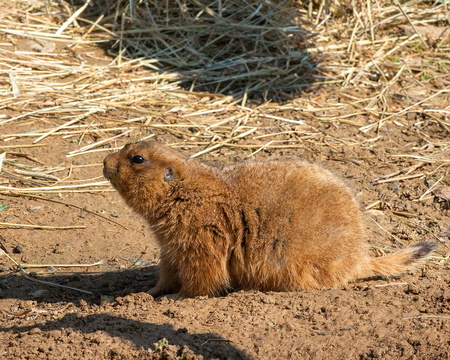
left=103, top=153, right=118, bottom=180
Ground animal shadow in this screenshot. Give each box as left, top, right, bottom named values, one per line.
left=1, top=313, right=249, bottom=359
left=0, top=265, right=160, bottom=303
left=1, top=267, right=250, bottom=359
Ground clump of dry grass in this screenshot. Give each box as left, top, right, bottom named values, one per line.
left=79, top=0, right=315, bottom=99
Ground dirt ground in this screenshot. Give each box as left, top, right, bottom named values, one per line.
left=1, top=104, right=449, bottom=359
left=1, top=1, right=450, bottom=359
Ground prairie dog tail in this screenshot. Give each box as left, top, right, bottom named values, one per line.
left=364, top=241, right=438, bottom=278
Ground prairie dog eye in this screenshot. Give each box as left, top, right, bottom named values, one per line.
left=131, top=155, right=146, bottom=164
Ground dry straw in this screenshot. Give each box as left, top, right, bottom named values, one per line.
left=80, top=0, right=316, bottom=99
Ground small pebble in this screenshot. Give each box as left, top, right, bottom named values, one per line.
left=387, top=181, right=400, bottom=192
left=78, top=299, right=89, bottom=310
left=13, top=245, right=23, bottom=254
left=27, top=205, right=42, bottom=211
left=53, top=245, right=66, bottom=254
left=30, top=289, right=50, bottom=299
left=100, top=295, right=116, bottom=305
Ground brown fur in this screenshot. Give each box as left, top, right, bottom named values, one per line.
left=103, top=141, right=437, bottom=298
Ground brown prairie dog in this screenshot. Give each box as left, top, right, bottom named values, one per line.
left=103, top=141, right=437, bottom=298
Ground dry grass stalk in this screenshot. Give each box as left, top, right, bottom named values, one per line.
left=376, top=173, right=425, bottom=184
left=0, top=222, right=86, bottom=230
left=67, top=129, right=133, bottom=157
left=2, top=191, right=127, bottom=229
left=375, top=282, right=408, bottom=287
left=0, top=248, right=95, bottom=295
left=33, top=109, right=103, bottom=144
left=369, top=217, right=406, bottom=246
left=19, top=261, right=103, bottom=269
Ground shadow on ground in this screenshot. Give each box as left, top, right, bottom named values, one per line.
left=1, top=312, right=249, bottom=359
left=0, top=266, right=159, bottom=304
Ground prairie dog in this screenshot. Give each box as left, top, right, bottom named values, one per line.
left=103, top=141, right=436, bottom=298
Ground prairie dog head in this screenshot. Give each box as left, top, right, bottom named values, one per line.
left=103, top=141, right=187, bottom=215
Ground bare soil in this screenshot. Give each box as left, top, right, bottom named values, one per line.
left=1, top=2, right=449, bottom=359
left=1, top=108, right=449, bottom=359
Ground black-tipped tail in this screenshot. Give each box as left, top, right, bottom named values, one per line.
left=365, top=241, right=438, bottom=278
left=409, top=241, right=439, bottom=261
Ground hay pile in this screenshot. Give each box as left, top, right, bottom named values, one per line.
left=84, top=0, right=314, bottom=99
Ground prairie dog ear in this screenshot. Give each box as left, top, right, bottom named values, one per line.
left=164, top=167, right=176, bottom=182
